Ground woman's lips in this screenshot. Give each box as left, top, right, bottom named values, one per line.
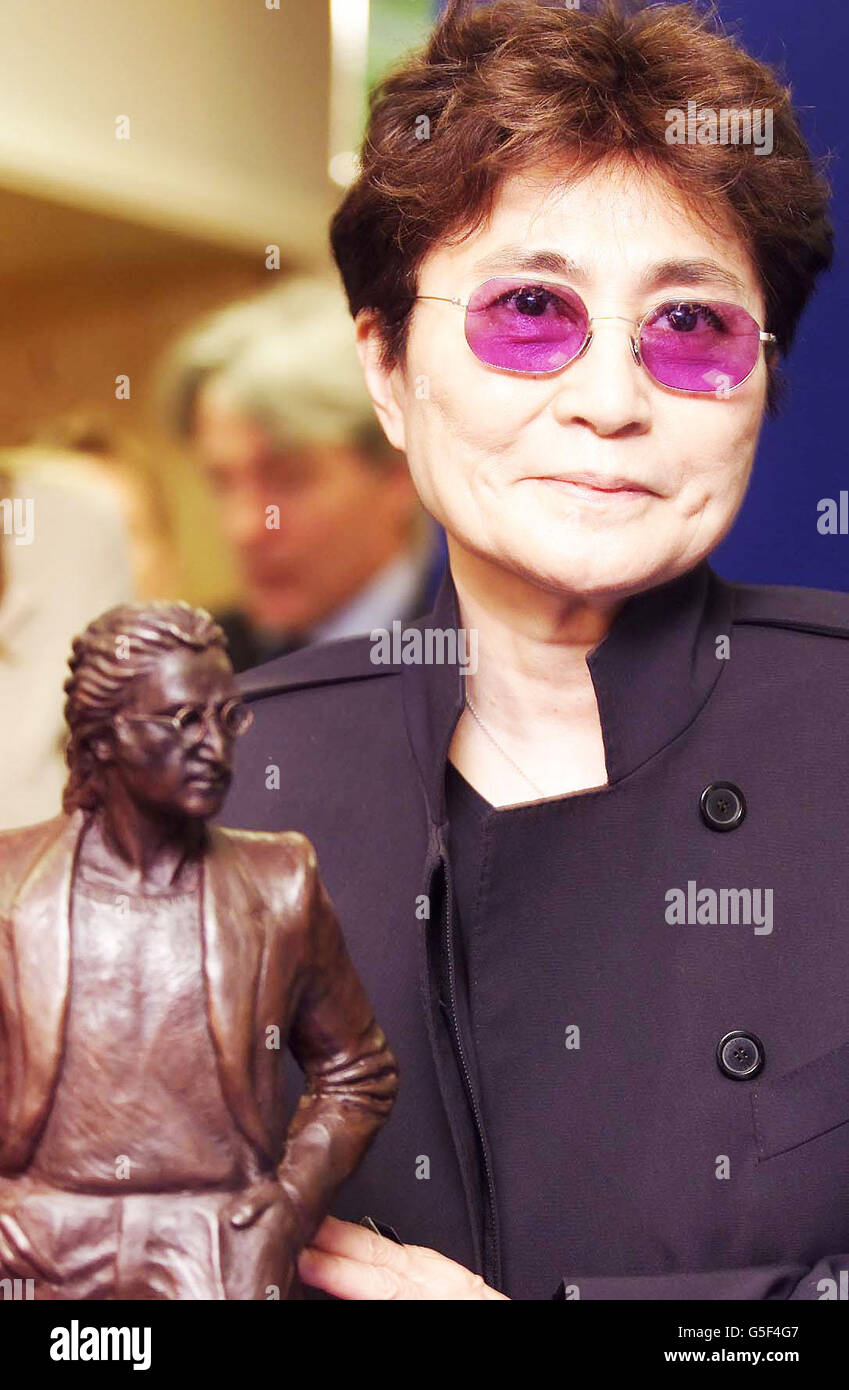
left=531, top=473, right=655, bottom=502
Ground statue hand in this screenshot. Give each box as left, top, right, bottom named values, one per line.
left=226, top=1179, right=300, bottom=1237
left=218, top=1180, right=307, bottom=1300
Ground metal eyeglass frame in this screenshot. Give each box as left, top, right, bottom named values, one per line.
left=413, top=283, right=778, bottom=393
left=115, top=698, right=254, bottom=745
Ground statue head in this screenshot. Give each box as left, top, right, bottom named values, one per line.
left=62, top=601, right=252, bottom=820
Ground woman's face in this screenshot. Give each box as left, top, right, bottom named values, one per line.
left=360, top=159, right=769, bottom=599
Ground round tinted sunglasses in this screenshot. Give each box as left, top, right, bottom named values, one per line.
left=415, top=277, right=776, bottom=395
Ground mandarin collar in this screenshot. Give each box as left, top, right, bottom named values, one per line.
left=401, top=559, right=735, bottom=830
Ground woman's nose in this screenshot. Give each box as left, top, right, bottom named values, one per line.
left=551, top=318, right=652, bottom=437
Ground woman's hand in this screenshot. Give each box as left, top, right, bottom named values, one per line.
left=297, top=1214, right=509, bottom=1300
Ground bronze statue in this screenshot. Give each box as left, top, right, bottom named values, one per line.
left=0, top=602, right=399, bottom=1299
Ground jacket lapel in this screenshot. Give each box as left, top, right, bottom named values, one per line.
left=400, top=560, right=735, bottom=808
left=7, top=811, right=83, bottom=1157
left=202, top=828, right=273, bottom=1161
left=400, top=568, right=465, bottom=831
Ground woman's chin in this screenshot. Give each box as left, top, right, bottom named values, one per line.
left=490, top=537, right=685, bottom=602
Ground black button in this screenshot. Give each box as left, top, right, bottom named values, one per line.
left=717, top=1030, right=765, bottom=1080
left=700, top=782, right=746, bottom=831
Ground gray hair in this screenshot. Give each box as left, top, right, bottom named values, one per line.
left=158, top=277, right=399, bottom=466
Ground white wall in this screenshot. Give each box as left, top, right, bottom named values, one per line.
left=0, top=0, right=335, bottom=262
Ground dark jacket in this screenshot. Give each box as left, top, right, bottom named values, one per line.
left=223, top=561, right=849, bottom=1299
left=215, top=538, right=446, bottom=673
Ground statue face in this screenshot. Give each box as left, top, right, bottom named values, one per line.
left=105, top=646, right=243, bottom=819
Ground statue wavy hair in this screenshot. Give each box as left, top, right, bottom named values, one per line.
left=62, top=601, right=227, bottom=815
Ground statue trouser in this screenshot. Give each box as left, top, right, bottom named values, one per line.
left=0, top=1174, right=300, bottom=1300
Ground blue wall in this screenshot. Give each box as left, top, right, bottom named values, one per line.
left=709, top=0, right=848, bottom=591
left=434, top=0, right=849, bottom=591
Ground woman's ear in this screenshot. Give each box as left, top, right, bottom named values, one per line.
left=355, top=309, right=407, bottom=454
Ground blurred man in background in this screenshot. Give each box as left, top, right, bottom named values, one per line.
left=160, top=277, right=443, bottom=672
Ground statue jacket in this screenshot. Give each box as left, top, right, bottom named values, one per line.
left=0, top=811, right=398, bottom=1241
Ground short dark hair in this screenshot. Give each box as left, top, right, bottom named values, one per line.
left=62, top=601, right=227, bottom=814
left=330, top=0, right=833, bottom=412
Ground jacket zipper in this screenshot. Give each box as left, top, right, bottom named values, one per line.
left=439, top=845, right=501, bottom=1291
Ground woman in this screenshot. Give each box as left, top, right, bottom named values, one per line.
left=225, top=0, right=844, bottom=1299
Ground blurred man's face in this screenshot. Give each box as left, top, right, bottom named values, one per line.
left=192, top=379, right=418, bottom=632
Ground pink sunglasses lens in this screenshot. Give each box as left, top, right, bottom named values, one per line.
left=638, top=301, right=763, bottom=392
left=464, top=277, right=589, bottom=373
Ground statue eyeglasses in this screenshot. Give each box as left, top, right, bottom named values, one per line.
left=115, top=699, right=254, bottom=746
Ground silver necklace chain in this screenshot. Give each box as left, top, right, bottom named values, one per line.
left=463, top=689, right=545, bottom=797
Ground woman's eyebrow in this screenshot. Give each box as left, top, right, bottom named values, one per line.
left=467, top=246, right=583, bottom=280
left=641, top=258, right=748, bottom=297
left=465, top=248, right=748, bottom=299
